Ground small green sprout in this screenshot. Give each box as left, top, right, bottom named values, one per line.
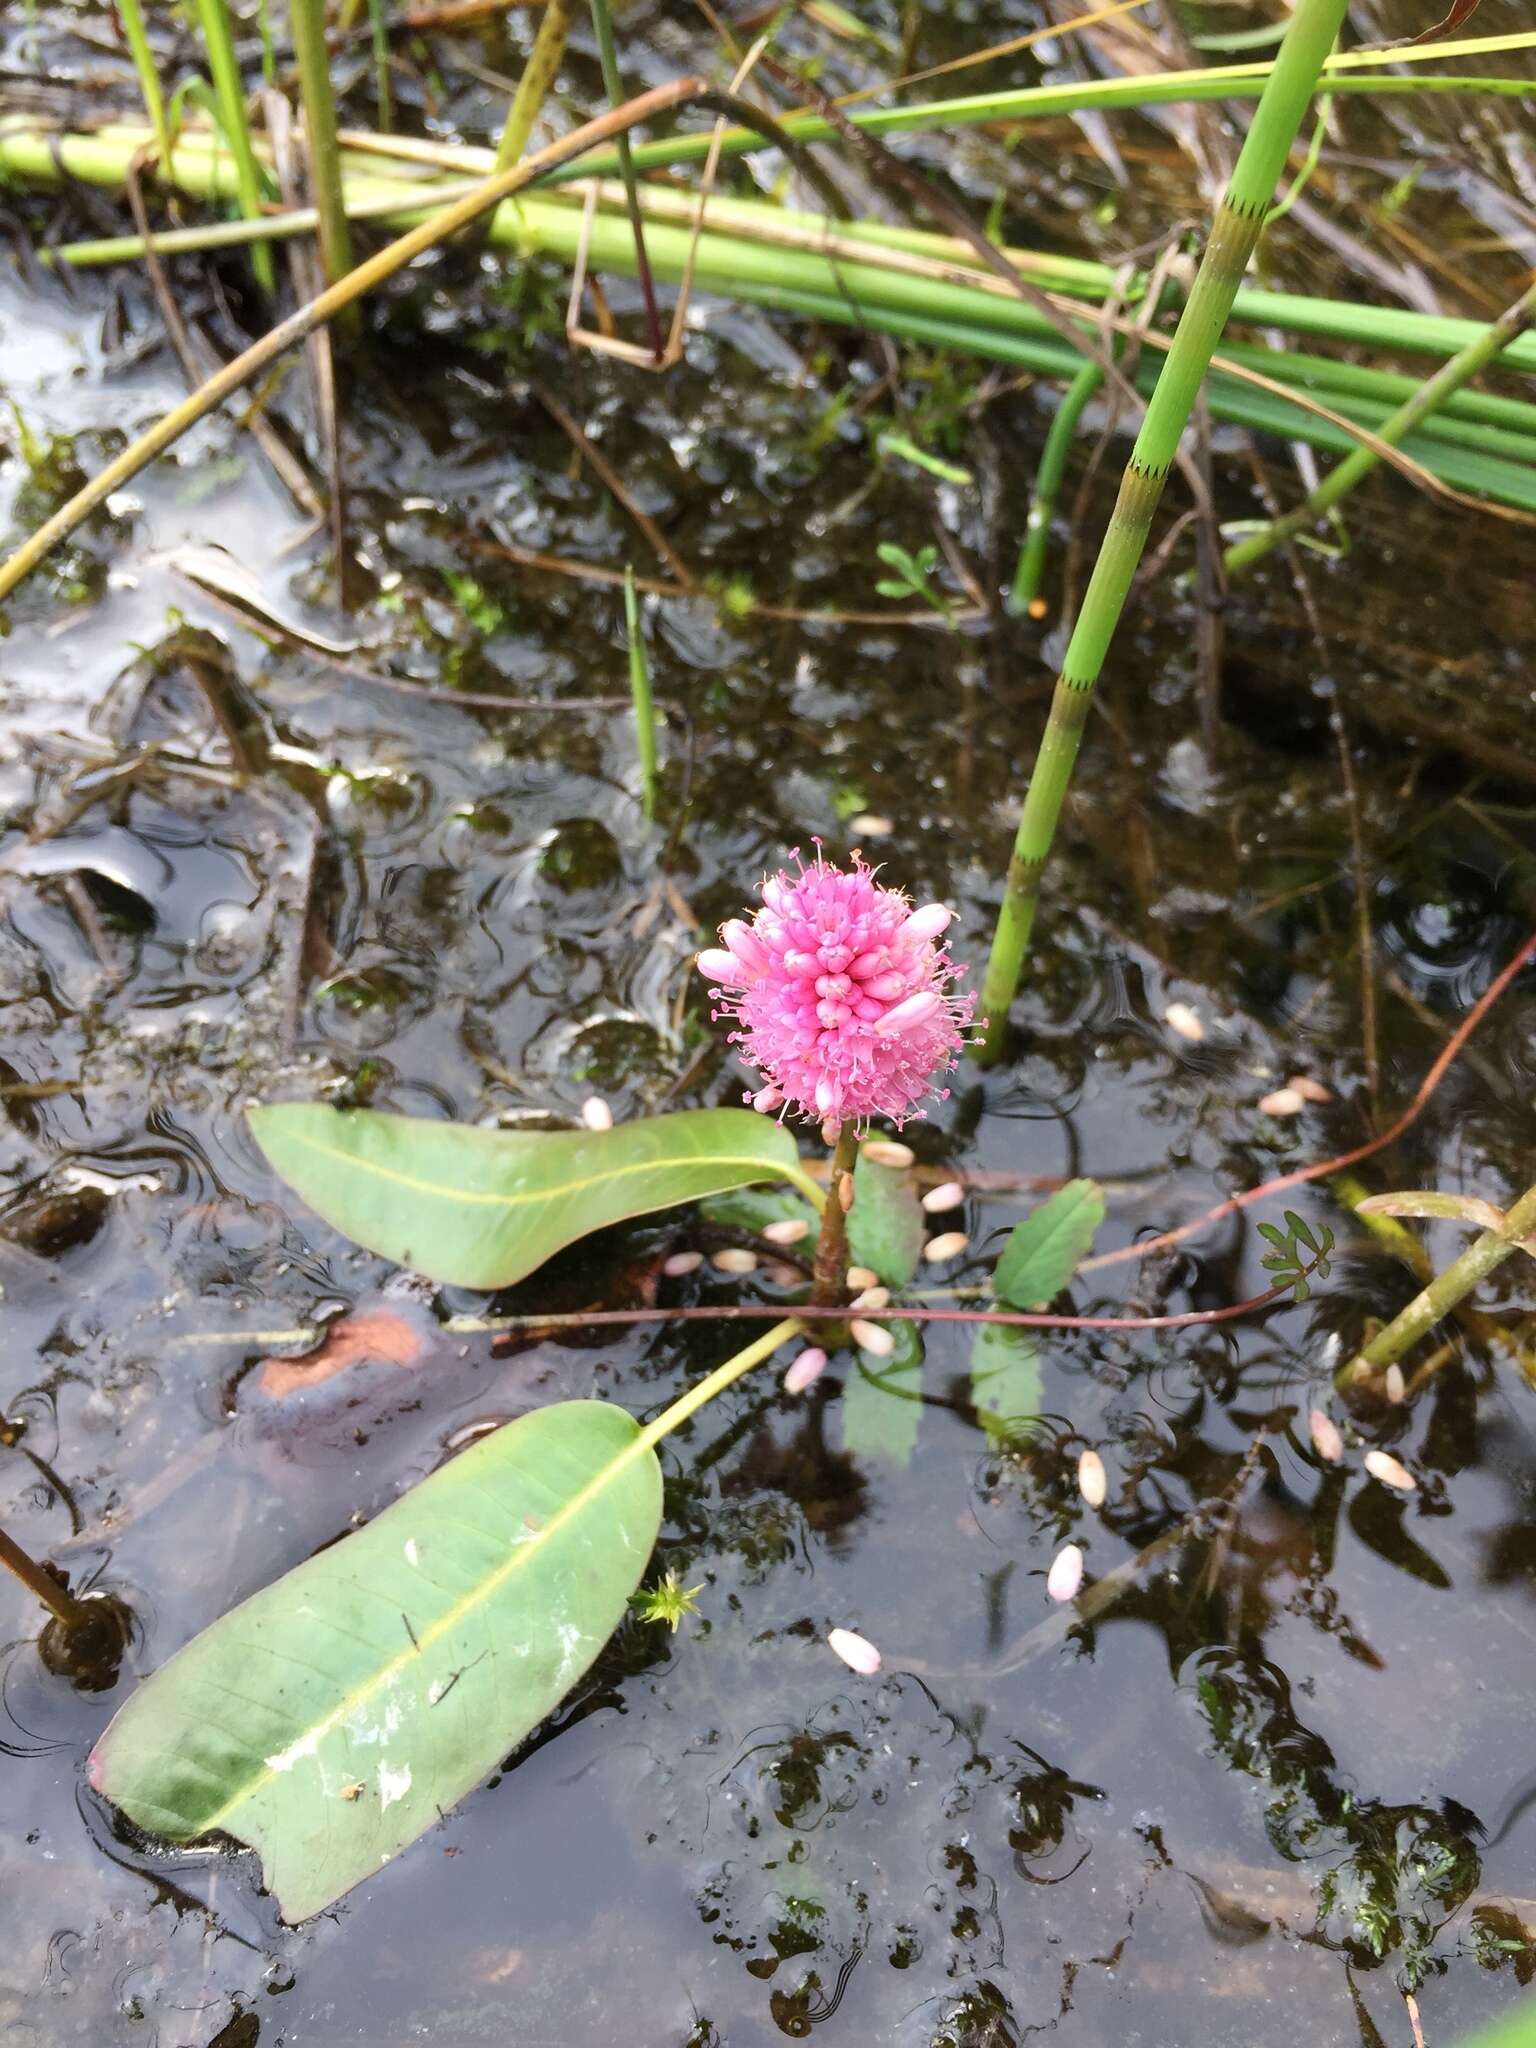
left=632, top=1568, right=704, bottom=1632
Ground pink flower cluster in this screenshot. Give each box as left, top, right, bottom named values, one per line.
left=697, top=849, right=975, bottom=1128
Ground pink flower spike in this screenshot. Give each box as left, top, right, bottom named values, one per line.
left=827, top=1626, right=881, bottom=1676
left=697, top=849, right=975, bottom=1128
left=903, top=904, right=952, bottom=942
left=783, top=1347, right=828, bottom=1395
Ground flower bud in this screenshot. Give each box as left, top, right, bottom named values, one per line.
left=783, top=1348, right=828, bottom=1395
left=763, top=1216, right=810, bottom=1246
left=1047, top=1544, right=1084, bottom=1603
left=827, top=1626, right=881, bottom=1675
left=849, top=1318, right=893, bottom=1357
left=903, top=904, right=952, bottom=942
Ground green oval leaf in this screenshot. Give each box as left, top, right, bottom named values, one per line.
left=92, top=1400, right=662, bottom=1923
left=248, top=1103, right=818, bottom=1290
left=993, top=1178, right=1105, bottom=1309
left=847, top=1151, right=925, bottom=1287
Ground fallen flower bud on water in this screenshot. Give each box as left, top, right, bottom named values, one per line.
left=1364, top=1449, right=1416, bottom=1491
left=846, top=1265, right=880, bottom=1291
left=711, top=1248, right=758, bottom=1275
left=696, top=847, right=974, bottom=1127
left=1047, top=1544, right=1085, bottom=1603
left=580, top=1095, right=614, bottom=1131
left=662, top=1250, right=703, bottom=1277
left=837, top=1172, right=855, bottom=1212
left=849, top=1318, right=894, bottom=1357
left=848, top=814, right=894, bottom=838
left=827, top=1627, right=882, bottom=1676
left=1258, top=1087, right=1306, bottom=1117
left=784, top=1348, right=828, bottom=1395
left=850, top=1285, right=890, bottom=1311
left=923, top=1231, right=969, bottom=1263
left=1384, top=1364, right=1406, bottom=1405
left=762, top=1216, right=810, bottom=1246
left=1163, top=1001, right=1204, bottom=1043
left=1308, top=1409, right=1345, bottom=1462
left=922, top=1181, right=964, bottom=1214
left=863, top=1139, right=915, bottom=1169
left=1077, top=1449, right=1107, bottom=1506
left=1289, top=1075, right=1332, bottom=1103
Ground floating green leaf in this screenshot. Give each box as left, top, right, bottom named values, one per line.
left=848, top=1152, right=925, bottom=1287
left=249, top=1103, right=820, bottom=1290
left=839, top=1322, right=923, bottom=1467
left=993, top=1179, right=1105, bottom=1308
left=92, top=1401, right=662, bottom=1923
left=970, top=1323, right=1043, bottom=1444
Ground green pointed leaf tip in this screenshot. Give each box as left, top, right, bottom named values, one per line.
left=248, top=1103, right=817, bottom=1290
left=993, top=1179, right=1105, bottom=1309
left=91, top=1400, right=662, bottom=1923
left=847, top=1151, right=925, bottom=1287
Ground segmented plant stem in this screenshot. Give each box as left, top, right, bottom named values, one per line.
left=191, top=0, right=275, bottom=292
left=811, top=1124, right=859, bottom=1306
left=289, top=0, right=355, bottom=301
left=977, top=0, right=1351, bottom=1049
left=496, top=0, right=578, bottom=169
left=1336, top=1179, right=1536, bottom=1388
left=1225, top=273, right=1536, bottom=571
left=0, top=1525, right=90, bottom=1629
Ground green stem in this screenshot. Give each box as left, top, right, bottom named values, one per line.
left=0, top=79, right=704, bottom=608
left=1011, top=358, right=1102, bottom=616
left=117, top=0, right=175, bottom=174
left=635, top=1317, right=804, bottom=1452
left=495, top=0, right=577, bottom=170
left=586, top=0, right=663, bottom=359
left=623, top=566, right=658, bottom=819
left=977, top=0, right=1351, bottom=1053
left=0, top=1525, right=90, bottom=1629
left=1336, top=1179, right=1536, bottom=1387
left=289, top=0, right=355, bottom=303
left=811, top=1124, right=859, bottom=1306
left=1225, top=274, right=1536, bottom=572
left=190, top=0, right=275, bottom=292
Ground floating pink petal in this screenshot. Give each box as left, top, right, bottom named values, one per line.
left=827, top=1626, right=882, bottom=1675
left=696, top=847, right=975, bottom=1129
left=1308, top=1409, right=1345, bottom=1462
left=1047, top=1543, right=1085, bottom=1603
left=783, top=1347, right=828, bottom=1395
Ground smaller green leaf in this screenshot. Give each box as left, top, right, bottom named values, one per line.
left=847, top=1151, right=924, bottom=1287
left=1257, top=1221, right=1289, bottom=1250
left=994, top=1179, right=1105, bottom=1309
left=970, top=1324, right=1042, bottom=1445
left=876, top=542, right=917, bottom=577
left=839, top=1323, right=923, bottom=1467
left=875, top=578, right=913, bottom=599
left=1285, top=1210, right=1320, bottom=1255
left=698, top=1187, right=820, bottom=1247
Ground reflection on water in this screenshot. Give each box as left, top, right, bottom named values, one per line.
left=4, top=7, right=1536, bottom=2039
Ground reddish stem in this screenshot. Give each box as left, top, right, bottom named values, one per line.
left=1077, top=928, right=1536, bottom=1275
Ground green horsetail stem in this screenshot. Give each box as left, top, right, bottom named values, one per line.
left=496, top=0, right=578, bottom=170
left=289, top=0, right=354, bottom=302
left=1225, top=274, right=1536, bottom=572
left=116, top=0, right=174, bottom=176
left=976, top=0, right=1351, bottom=1051
left=1010, top=361, right=1102, bottom=617
left=190, top=0, right=274, bottom=293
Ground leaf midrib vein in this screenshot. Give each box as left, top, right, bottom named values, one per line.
left=188, top=1419, right=654, bottom=1841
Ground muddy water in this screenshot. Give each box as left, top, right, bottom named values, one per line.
left=4, top=6, right=1536, bottom=2041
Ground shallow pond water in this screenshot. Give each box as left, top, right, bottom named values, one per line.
left=3, top=4, right=1536, bottom=2042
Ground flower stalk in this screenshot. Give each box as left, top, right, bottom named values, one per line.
left=0, top=1524, right=93, bottom=1631
left=811, top=1123, right=859, bottom=1306
left=289, top=0, right=355, bottom=307
left=976, top=0, right=1351, bottom=1053
left=495, top=0, right=578, bottom=170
